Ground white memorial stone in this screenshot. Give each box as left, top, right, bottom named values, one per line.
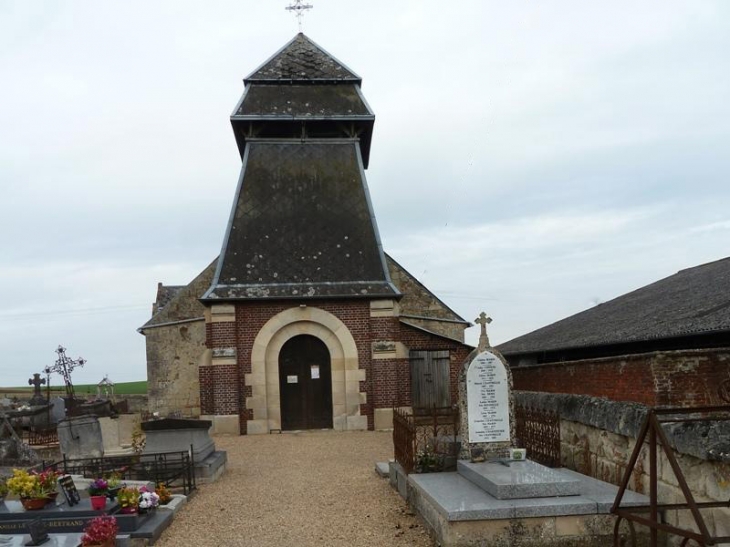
left=466, top=351, right=510, bottom=444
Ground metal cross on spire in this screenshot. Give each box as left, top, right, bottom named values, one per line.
left=286, top=0, right=313, bottom=33
left=475, top=312, right=493, bottom=352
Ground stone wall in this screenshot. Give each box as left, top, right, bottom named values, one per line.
left=144, top=321, right=205, bottom=417
left=512, top=348, right=730, bottom=407
left=516, top=391, right=730, bottom=542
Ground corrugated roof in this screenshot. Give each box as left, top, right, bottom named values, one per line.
left=499, top=257, right=730, bottom=355
left=245, top=33, right=360, bottom=83
left=204, top=140, right=398, bottom=301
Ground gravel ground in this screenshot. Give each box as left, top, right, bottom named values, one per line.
left=155, top=430, right=434, bottom=547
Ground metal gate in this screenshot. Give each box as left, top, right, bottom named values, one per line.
left=410, top=350, right=450, bottom=409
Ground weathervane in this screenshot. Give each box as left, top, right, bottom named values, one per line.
left=286, top=0, right=313, bottom=33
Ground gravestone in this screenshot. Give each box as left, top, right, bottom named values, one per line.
left=49, top=397, right=65, bottom=424
left=142, top=418, right=214, bottom=461
left=459, top=313, right=516, bottom=461
left=27, top=373, right=47, bottom=407
left=142, top=418, right=227, bottom=482
left=57, top=415, right=104, bottom=459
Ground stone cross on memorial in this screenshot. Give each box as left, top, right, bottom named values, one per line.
left=28, top=373, right=46, bottom=406
left=459, top=313, right=516, bottom=462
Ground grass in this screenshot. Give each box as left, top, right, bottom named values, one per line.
left=0, top=380, right=147, bottom=397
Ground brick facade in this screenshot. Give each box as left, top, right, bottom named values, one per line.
left=512, top=348, right=730, bottom=407
left=199, top=299, right=472, bottom=434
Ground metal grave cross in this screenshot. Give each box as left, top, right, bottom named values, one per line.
left=286, top=0, right=313, bottom=32
left=475, top=312, right=493, bottom=352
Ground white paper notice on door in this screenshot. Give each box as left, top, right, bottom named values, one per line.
left=287, top=375, right=298, bottom=384
left=311, top=365, right=320, bottom=379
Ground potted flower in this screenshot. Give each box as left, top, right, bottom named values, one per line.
left=105, top=472, right=122, bottom=500
left=138, top=486, right=159, bottom=514
left=6, top=469, right=46, bottom=510
left=88, top=478, right=109, bottom=510
left=155, top=483, right=172, bottom=505
left=116, top=487, right=139, bottom=514
left=80, top=515, right=118, bottom=547
left=35, top=469, right=59, bottom=503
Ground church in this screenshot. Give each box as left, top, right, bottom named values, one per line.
left=139, top=34, right=473, bottom=435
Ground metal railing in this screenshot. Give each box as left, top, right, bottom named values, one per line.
left=393, top=407, right=460, bottom=474
left=612, top=405, right=730, bottom=547
left=515, top=403, right=561, bottom=467
left=42, top=448, right=196, bottom=495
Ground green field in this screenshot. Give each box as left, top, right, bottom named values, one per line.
left=0, top=380, right=147, bottom=397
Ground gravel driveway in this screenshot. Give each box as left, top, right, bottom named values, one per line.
left=155, top=430, right=433, bottom=547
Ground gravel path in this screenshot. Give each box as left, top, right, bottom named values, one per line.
left=155, top=430, right=434, bottom=547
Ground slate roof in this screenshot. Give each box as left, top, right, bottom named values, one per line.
left=400, top=319, right=473, bottom=347
left=235, top=84, right=373, bottom=118
left=498, top=257, right=730, bottom=356
left=203, top=140, right=398, bottom=301
left=245, top=33, right=360, bottom=83
left=140, top=260, right=217, bottom=330
left=155, top=285, right=184, bottom=313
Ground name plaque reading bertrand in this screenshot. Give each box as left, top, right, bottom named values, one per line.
left=466, top=351, right=510, bottom=443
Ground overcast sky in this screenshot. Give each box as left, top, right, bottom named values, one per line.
left=1, top=1, right=729, bottom=387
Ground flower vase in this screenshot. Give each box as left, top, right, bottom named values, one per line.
left=20, top=497, right=48, bottom=511
left=90, top=495, right=107, bottom=510
left=119, top=506, right=137, bottom=515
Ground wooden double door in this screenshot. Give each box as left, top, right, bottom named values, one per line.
left=279, top=335, right=333, bottom=430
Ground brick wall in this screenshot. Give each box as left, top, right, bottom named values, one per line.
left=199, top=363, right=239, bottom=415
left=202, top=299, right=473, bottom=433
left=512, top=348, right=730, bottom=406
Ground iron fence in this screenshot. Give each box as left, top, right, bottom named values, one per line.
left=42, top=449, right=196, bottom=495
left=515, top=404, right=561, bottom=467
left=24, top=425, right=58, bottom=446
left=393, top=407, right=460, bottom=474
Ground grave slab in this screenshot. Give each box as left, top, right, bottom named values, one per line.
left=409, top=472, right=597, bottom=521
left=374, top=462, right=389, bottom=478
left=457, top=460, right=582, bottom=499
left=0, top=533, right=83, bottom=546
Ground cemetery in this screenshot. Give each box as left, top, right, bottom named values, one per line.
left=2, top=6, right=729, bottom=546
left=1, top=346, right=226, bottom=546
left=385, top=317, right=730, bottom=546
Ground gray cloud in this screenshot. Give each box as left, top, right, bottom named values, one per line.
left=1, top=0, right=729, bottom=386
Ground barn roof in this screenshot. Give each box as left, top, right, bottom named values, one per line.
left=498, top=256, right=730, bottom=356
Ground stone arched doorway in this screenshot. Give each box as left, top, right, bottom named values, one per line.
left=245, top=306, right=368, bottom=434
left=279, top=334, right=333, bottom=430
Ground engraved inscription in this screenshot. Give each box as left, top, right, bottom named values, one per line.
left=466, top=351, right=510, bottom=443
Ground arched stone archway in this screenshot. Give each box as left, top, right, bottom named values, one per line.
left=245, top=306, right=367, bottom=434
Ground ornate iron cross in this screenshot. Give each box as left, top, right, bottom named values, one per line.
left=286, top=0, right=313, bottom=32
left=49, top=345, right=86, bottom=399
left=475, top=312, right=493, bottom=351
